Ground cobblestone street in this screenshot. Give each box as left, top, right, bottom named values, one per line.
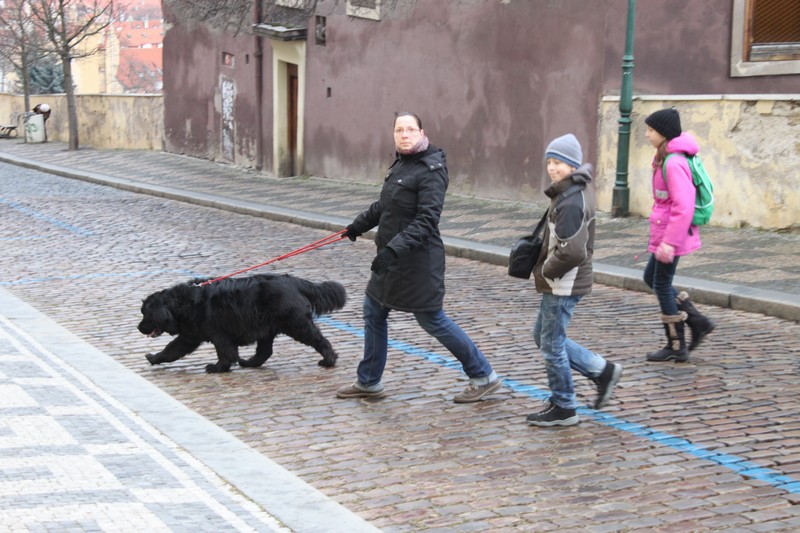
left=2, top=163, right=800, bottom=531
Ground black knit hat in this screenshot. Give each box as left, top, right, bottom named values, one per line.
left=645, top=108, right=682, bottom=140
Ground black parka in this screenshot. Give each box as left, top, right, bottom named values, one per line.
left=350, top=145, right=447, bottom=312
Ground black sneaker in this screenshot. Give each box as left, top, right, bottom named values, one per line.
left=526, top=400, right=579, bottom=427
left=592, top=362, right=623, bottom=409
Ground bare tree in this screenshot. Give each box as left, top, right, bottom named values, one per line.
left=0, top=0, right=53, bottom=111
left=163, top=0, right=253, bottom=33
left=29, top=0, right=119, bottom=150
left=164, top=0, right=400, bottom=34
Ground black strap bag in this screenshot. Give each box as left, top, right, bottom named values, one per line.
left=508, top=183, right=585, bottom=280
left=507, top=210, right=548, bottom=279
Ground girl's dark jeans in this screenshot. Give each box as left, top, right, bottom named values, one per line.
left=643, top=253, right=680, bottom=316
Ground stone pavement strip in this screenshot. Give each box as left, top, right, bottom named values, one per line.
left=0, top=287, right=379, bottom=533
left=0, top=140, right=797, bottom=321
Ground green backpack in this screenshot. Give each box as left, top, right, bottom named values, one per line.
left=662, top=153, right=714, bottom=226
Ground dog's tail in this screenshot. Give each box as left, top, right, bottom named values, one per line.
left=296, top=279, right=347, bottom=316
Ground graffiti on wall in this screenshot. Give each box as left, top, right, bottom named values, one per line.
left=221, top=77, right=235, bottom=161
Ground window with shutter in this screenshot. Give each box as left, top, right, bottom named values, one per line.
left=731, top=0, right=800, bottom=76
left=749, top=0, right=800, bottom=61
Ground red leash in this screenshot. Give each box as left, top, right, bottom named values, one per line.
left=195, top=230, right=346, bottom=287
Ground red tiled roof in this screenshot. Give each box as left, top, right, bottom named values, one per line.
left=117, top=47, right=162, bottom=92
left=114, top=22, right=163, bottom=48
left=110, top=0, right=164, bottom=92
left=120, top=0, right=162, bottom=19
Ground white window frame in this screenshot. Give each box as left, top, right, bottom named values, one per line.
left=275, top=0, right=307, bottom=8
left=346, top=0, right=381, bottom=21
left=731, top=0, right=800, bottom=77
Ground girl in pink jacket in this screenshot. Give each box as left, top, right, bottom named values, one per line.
left=643, top=108, right=715, bottom=362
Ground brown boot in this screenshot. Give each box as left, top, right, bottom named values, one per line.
left=646, top=312, right=689, bottom=362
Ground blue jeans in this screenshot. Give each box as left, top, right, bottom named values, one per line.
left=643, top=254, right=680, bottom=315
left=533, top=293, right=607, bottom=409
left=356, top=295, right=496, bottom=390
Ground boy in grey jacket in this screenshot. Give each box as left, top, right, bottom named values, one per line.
left=527, top=134, right=623, bottom=426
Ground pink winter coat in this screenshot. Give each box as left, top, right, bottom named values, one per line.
left=647, top=132, right=702, bottom=256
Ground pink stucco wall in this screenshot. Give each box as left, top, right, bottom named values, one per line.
left=162, top=0, right=799, bottom=200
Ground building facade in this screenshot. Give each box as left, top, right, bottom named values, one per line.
left=161, top=0, right=800, bottom=226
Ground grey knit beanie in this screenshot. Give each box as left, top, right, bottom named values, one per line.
left=545, top=134, right=582, bottom=168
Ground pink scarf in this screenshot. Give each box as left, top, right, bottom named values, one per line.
left=398, top=135, right=430, bottom=155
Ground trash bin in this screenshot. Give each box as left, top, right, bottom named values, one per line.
left=24, top=113, right=46, bottom=143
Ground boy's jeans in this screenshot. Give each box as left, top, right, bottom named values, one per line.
left=533, top=293, right=607, bottom=409
left=643, top=254, right=680, bottom=315
left=356, top=295, right=496, bottom=390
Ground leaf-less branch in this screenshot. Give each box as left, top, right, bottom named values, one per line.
left=0, top=0, right=54, bottom=109
left=30, top=0, right=117, bottom=61
left=164, top=0, right=254, bottom=34
left=28, top=0, right=119, bottom=150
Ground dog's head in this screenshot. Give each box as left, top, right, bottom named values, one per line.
left=138, top=282, right=197, bottom=337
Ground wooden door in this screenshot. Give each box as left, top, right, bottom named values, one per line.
left=287, top=63, right=298, bottom=176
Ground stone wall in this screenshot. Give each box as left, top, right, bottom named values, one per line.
left=0, top=94, right=163, bottom=150
left=597, top=96, right=800, bottom=230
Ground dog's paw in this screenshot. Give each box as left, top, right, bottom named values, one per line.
left=205, top=363, right=232, bottom=373
left=318, top=358, right=337, bottom=368
left=145, top=353, right=160, bottom=365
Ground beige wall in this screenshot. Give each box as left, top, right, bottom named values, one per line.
left=72, top=33, right=107, bottom=94
left=597, top=96, right=800, bottom=230
left=0, top=93, right=163, bottom=150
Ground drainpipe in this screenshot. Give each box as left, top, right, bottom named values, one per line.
left=611, top=0, right=635, bottom=217
left=254, top=1, right=264, bottom=171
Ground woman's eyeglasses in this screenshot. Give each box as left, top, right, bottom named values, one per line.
left=394, top=127, right=420, bottom=135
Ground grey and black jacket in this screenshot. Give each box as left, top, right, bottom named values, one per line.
left=349, top=145, right=447, bottom=312
left=533, top=164, right=596, bottom=296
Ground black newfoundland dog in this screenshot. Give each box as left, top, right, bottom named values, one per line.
left=137, top=273, right=347, bottom=373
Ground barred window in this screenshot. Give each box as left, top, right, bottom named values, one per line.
left=749, top=0, right=800, bottom=61
left=731, top=0, right=800, bottom=76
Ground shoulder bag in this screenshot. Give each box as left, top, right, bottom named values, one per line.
left=508, top=183, right=585, bottom=279
left=507, top=210, right=548, bottom=279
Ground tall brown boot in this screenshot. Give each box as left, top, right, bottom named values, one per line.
left=646, top=312, right=689, bottom=362
left=676, top=291, right=715, bottom=351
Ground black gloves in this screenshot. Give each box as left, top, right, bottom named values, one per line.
left=342, top=225, right=362, bottom=242
left=371, top=247, right=397, bottom=274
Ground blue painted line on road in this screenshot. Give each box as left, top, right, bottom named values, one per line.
left=0, top=197, right=94, bottom=236
left=0, top=269, right=199, bottom=286
left=319, top=316, right=800, bottom=496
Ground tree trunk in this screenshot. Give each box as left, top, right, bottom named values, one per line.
left=61, top=54, right=79, bottom=150
left=21, top=47, right=31, bottom=112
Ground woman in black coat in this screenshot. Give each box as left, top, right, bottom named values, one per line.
left=336, top=112, right=501, bottom=403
